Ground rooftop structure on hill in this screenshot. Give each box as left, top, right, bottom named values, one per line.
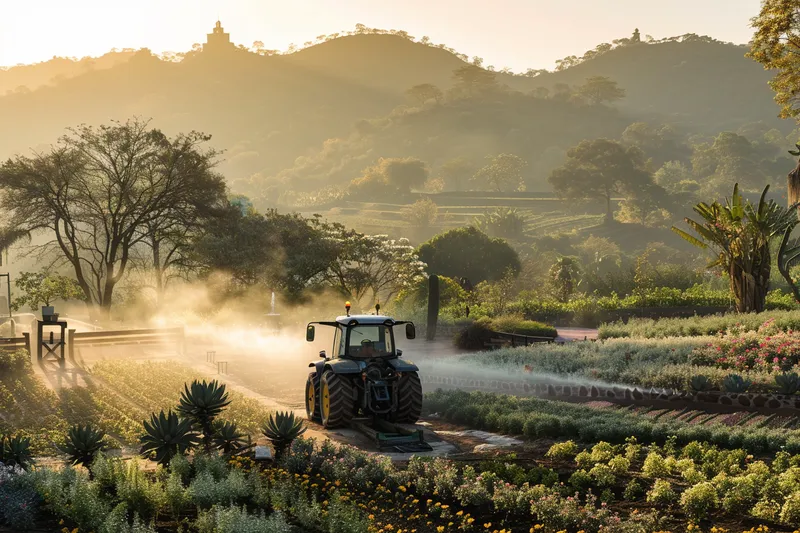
left=204, top=21, right=235, bottom=53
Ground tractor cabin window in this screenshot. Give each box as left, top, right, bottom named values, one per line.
left=347, top=325, right=393, bottom=358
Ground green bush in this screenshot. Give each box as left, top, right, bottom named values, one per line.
left=0, top=349, right=30, bottom=377
left=623, top=479, right=644, bottom=501
left=490, top=315, right=557, bottom=338
left=680, top=482, right=719, bottom=520
left=453, top=318, right=494, bottom=350
left=545, top=441, right=579, bottom=460
left=646, top=479, right=677, bottom=506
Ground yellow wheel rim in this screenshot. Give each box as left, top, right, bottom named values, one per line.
left=307, top=380, right=316, bottom=416
left=321, top=380, right=331, bottom=419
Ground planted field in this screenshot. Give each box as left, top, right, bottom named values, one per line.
left=0, top=360, right=270, bottom=453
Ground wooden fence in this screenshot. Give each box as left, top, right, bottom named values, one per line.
left=0, top=334, right=30, bottom=354
left=67, top=326, right=185, bottom=359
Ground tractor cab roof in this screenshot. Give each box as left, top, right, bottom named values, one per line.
left=335, top=315, right=397, bottom=326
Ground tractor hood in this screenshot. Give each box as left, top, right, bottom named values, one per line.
left=387, top=358, right=419, bottom=372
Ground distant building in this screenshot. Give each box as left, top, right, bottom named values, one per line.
left=204, top=21, right=235, bottom=53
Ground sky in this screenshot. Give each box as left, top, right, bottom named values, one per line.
left=0, top=0, right=763, bottom=71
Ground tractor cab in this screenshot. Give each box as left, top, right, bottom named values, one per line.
left=303, top=302, right=422, bottom=432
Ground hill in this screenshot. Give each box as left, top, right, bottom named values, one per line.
left=0, top=31, right=789, bottom=194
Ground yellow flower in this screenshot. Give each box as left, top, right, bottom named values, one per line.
left=437, top=528, right=445, bottom=533
left=484, top=524, right=492, bottom=529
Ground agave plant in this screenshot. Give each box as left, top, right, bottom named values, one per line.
left=212, top=420, right=250, bottom=454
left=140, top=410, right=199, bottom=465
left=722, top=374, right=752, bottom=393
left=0, top=434, right=33, bottom=469
left=473, top=208, right=528, bottom=240
left=177, top=379, right=231, bottom=450
left=58, top=423, right=106, bottom=469
left=690, top=375, right=714, bottom=392
left=776, top=372, right=800, bottom=395
left=262, top=411, right=307, bottom=457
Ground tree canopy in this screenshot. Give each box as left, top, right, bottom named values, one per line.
left=548, top=139, right=657, bottom=222
left=576, top=76, right=626, bottom=105
left=417, top=226, right=520, bottom=284
left=472, top=154, right=528, bottom=192
left=0, top=119, right=227, bottom=315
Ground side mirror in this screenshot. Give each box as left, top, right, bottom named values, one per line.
left=396, top=349, right=403, bottom=357
left=306, top=325, right=315, bottom=342
left=319, top=350, right=327, bottom=359
left=405, top=323, right=416, bottom=340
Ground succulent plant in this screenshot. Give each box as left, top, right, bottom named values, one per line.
left=58, top=423, right=106, bottom=469
left=776, top=372, right=800, bottom=395
left=722, top=374, right=752, bottom=393
left=140, top=410, right=199, bottom=465
left=262, top=411, right=307, bottom=457
left=690, top=375, right=714, bottom=392
left=0, top=434, right=33, bottom=469
left=177, top=379, right=231, bottom=450
left=212, top=420, right=250, bottom=454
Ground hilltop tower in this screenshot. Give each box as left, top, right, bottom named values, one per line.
left=204, top=20, right=235, bottom=53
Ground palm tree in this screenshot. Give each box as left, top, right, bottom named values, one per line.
left=672, top=184, right=796, bottom=312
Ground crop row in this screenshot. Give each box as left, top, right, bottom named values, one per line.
left=423, top=389, right=800, bottom=454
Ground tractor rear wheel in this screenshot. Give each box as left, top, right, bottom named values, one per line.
left=320, top=370, right=356, bottom=429
left=305, top=374, right=321, bottom=422
left=394, top=371, right=423, bottom=424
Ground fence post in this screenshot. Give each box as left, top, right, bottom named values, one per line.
left=68, top=329, right=76, bottom=360
left=22, top=332, right=30, bottom=355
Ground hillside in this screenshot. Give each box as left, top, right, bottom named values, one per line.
left=0, top=51, right=135, bottom=94
left=0, top=31, right=788, bottom=193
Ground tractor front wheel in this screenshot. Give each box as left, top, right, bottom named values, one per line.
left=305, top=374, right=321, bottom=422
left=394, top=372, right=423, bottom=424
left=320, top=370, right=356, bottom=429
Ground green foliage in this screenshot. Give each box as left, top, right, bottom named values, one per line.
left=261, top=411, right=307, bottom=457
left=722, top=374, right=752, bottom=393
left=140, top=410, right=199, bottom=465
left=548, top=256, right=580, bottom=302
left=624, top=479, right=644, bottom=501
left=212, top=421, right=249, bottom=455
left=426, top=275, right=440, bottom=341
left=58, top=423, right=106, bottom=469
left=488, top=315, right=557, bottom=337
left=680, top=481, right=719, bottom=520
left=418, top=226, right=520, bottom=284
left=12, top=270, right=84, bottom=311
left=473, top=208, right=527, bottom=240
left=576, top=75, right=626, bottom=105
left=0, top=434, right=33, bottom=469
left=646, top=479, right=677, bottom=506
left=776, top=372, right=800, bottom=395
left=672, top=184, right=797, bottom=313
left=401, top=197, right=438, bottom=228
left=472, top=153, right=528, bottom=192
left=0, top=349, right=30, bottom=378
left=690, top=375, right=713, bottom=392
left=177, top=379, right=232, bottom=450
left=549, top=138, right=658, bottom=221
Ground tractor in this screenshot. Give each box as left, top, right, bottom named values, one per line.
left=304, top=303, right=422, bottom=429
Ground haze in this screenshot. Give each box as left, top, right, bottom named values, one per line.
left=1, top=0, right=760, bottom=71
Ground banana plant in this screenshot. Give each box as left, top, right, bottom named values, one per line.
left=0, top=433, right=34, bottom=469
left=262, top=411, right=307, bottom=458
left=672, top=184, right=797, bottom=313
left=140, top=410, right=199, bottom=465
left=58, top=423, right=106, bottom=470
left=212, top=420, right=250, bottom=455
left=177, top=379, right=231, bottom=451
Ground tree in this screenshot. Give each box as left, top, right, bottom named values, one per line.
left=12, top=271, right=84, bottom=311
left=352, top=158, right=429, bottom=198
left=473, top=154, right=528, bottom=192
left=576, top=76, right=626, bottom=105
left=405, top=84, right=443, bottom=105
left=438, top=158, right=476, bottom=191
left=322, top=233, right=426, bottom=305
left=195, top=205, right=340, bottom=300
left=417, top=227, right=521, bottom=284
left=549, top=256, right=581, bottom=302
left=749, top=1, right=800, bottom=119
left=0, top=119, right=226, bottom=316
left=672, top=184, right=796, bottom=313
left=473, top=208, right=527, bottom=240
left=450, top=65, right=499, bottom=97
left=548, top=139, right=655, bottom=222
left=401, top=198, right=439, bottom=228
left=691, top=132, right=764, bottom=191
left=654, top=161, right=693, bottom=192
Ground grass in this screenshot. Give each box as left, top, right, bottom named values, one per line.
left=599, top=309, right=800, bottom=339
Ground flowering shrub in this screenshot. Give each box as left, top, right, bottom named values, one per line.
left=692, top=320, right=800, bottom=372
